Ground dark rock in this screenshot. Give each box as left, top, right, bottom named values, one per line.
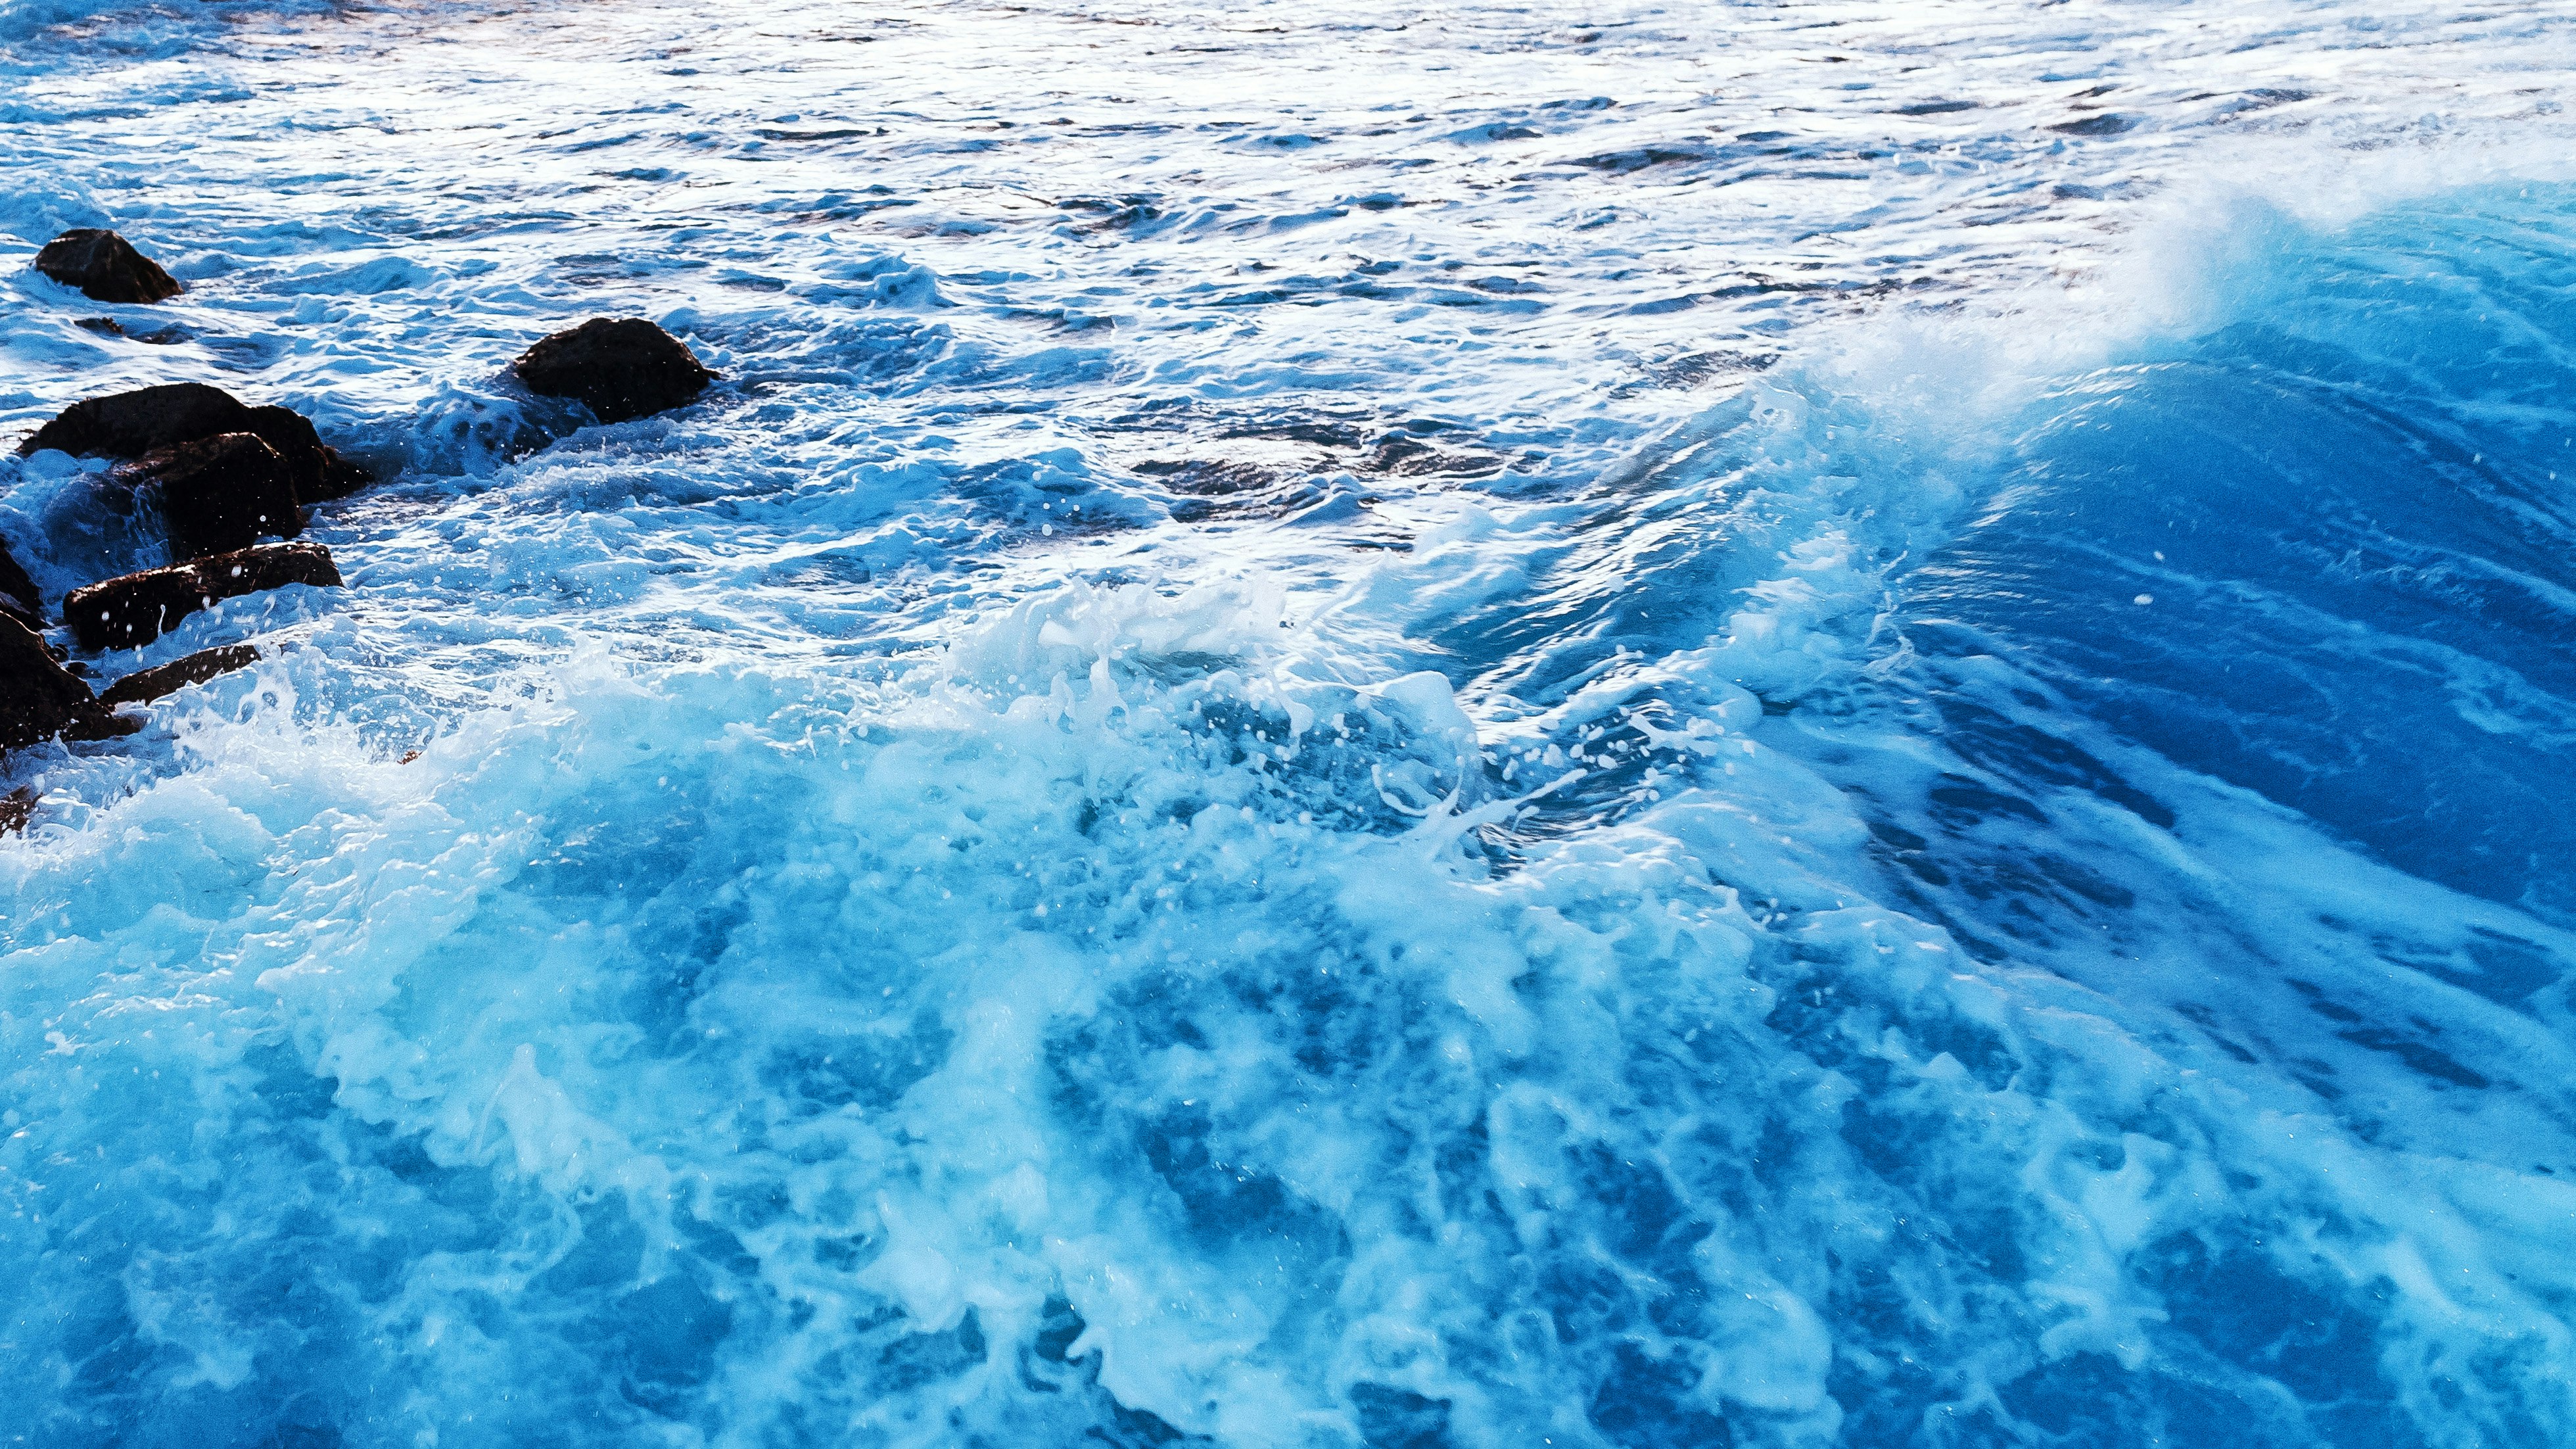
left=1369, top=436, right=1506, bottom=477
left=20, top=382, right=245, bottom=458
left=515, top=317, right=716, bottom=423
left=99, top=643, right=262, bottom=707
left=1, top=613, right=139, bottom=751
left=33, top=229, right=183, bottom=304
left=317, top=450, right=373, bottom=497
left=0, top=536, right=40, bottom=627
left=243, top=404, right=372, bottom=501
left=122, top=433, right=305, bottom=561
left=16, top=383, right=369, bottom=502
left=64, top=541, right=341, bottom=651
left=72, top=315, right=187, bottom=345
left=2048, top=113, right=2136, bottom=137
left=0, top=786, right=34, bottom=835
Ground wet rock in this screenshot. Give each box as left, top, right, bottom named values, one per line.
left=1, top=613, right=138, bottom=752
left=122, top=433, right=305, bottom=561
left=33, top=229, right=183, bottom=304
left=0, top=536, right=40, bottom=627
left=72, top=315, right=187, bottom=345
left=20, top=381, right=243, bottom=458
left=1368, top=435, right=1506, bottom=477
left=16, top=383, right=370, bottom=502
left=0, top=786, right=34, bottom=835
left=515, top=317, right=716, bottom=423
left=1135, top=458, right=1311, bottom=523
left=244, top=404, right=372, bottom=501
left=65, top=541, right=341, bottom=651
left=98, top=643, right=263, bottom=707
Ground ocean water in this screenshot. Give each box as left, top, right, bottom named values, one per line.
left=5, top=1, right=2576, bottom=1446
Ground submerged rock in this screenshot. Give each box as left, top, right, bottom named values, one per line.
left=514, top=317, right=716, bottom=423
left=0, top=537, right=40, bottom=627
left=33, top=229, right=182, bottom=304
left=98, top=642, right=263, bottom=707
left=122, top=433, right=306, bottom=561
left=65, top=541, right=341, bottom=651
left=1, top=613, right=138, bottom=751
left=72, top=315, right=188, bottom=346
left=16, top=383, right=371, bottom=502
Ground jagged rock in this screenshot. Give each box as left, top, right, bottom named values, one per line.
left=515, top=317, right=716, bottom=423
left=0, top=786, right=34, bottom=835
left=33, top=229, right=182, bottom=304
left=64, top=541, right=340, bottom=651
left=119, top=432, right=305, bottom=561
left=98, top=643, right=262, bottom=707
left=1, top=613, right=138, bottom=751
left=16, top=383, right=371, bottom=502
left=0, top=536, right=40, bottom=627
left=242, top=404, right=372, bottom=501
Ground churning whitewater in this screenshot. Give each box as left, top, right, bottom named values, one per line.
left=5, top=0, right=2576, bottom=1445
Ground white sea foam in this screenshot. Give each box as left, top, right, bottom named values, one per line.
left=5, top=1, right=2576, bottom=1445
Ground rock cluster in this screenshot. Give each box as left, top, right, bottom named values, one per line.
left=3, top=375, right=360, bottom=769
left=34, top=229, right=182, bottom=304
left=8, top=224, right=724, bottom=810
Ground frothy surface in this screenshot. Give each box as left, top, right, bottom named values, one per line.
left=5, top=3, right=2576, bottom=1446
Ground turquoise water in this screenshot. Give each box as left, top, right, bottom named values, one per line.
left=5, top=1, right=2576, bottom=1445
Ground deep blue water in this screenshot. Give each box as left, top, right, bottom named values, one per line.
left=5, top=1, right=2576, bottom=1446
left=1921, top=199, right=2576, bottom=922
